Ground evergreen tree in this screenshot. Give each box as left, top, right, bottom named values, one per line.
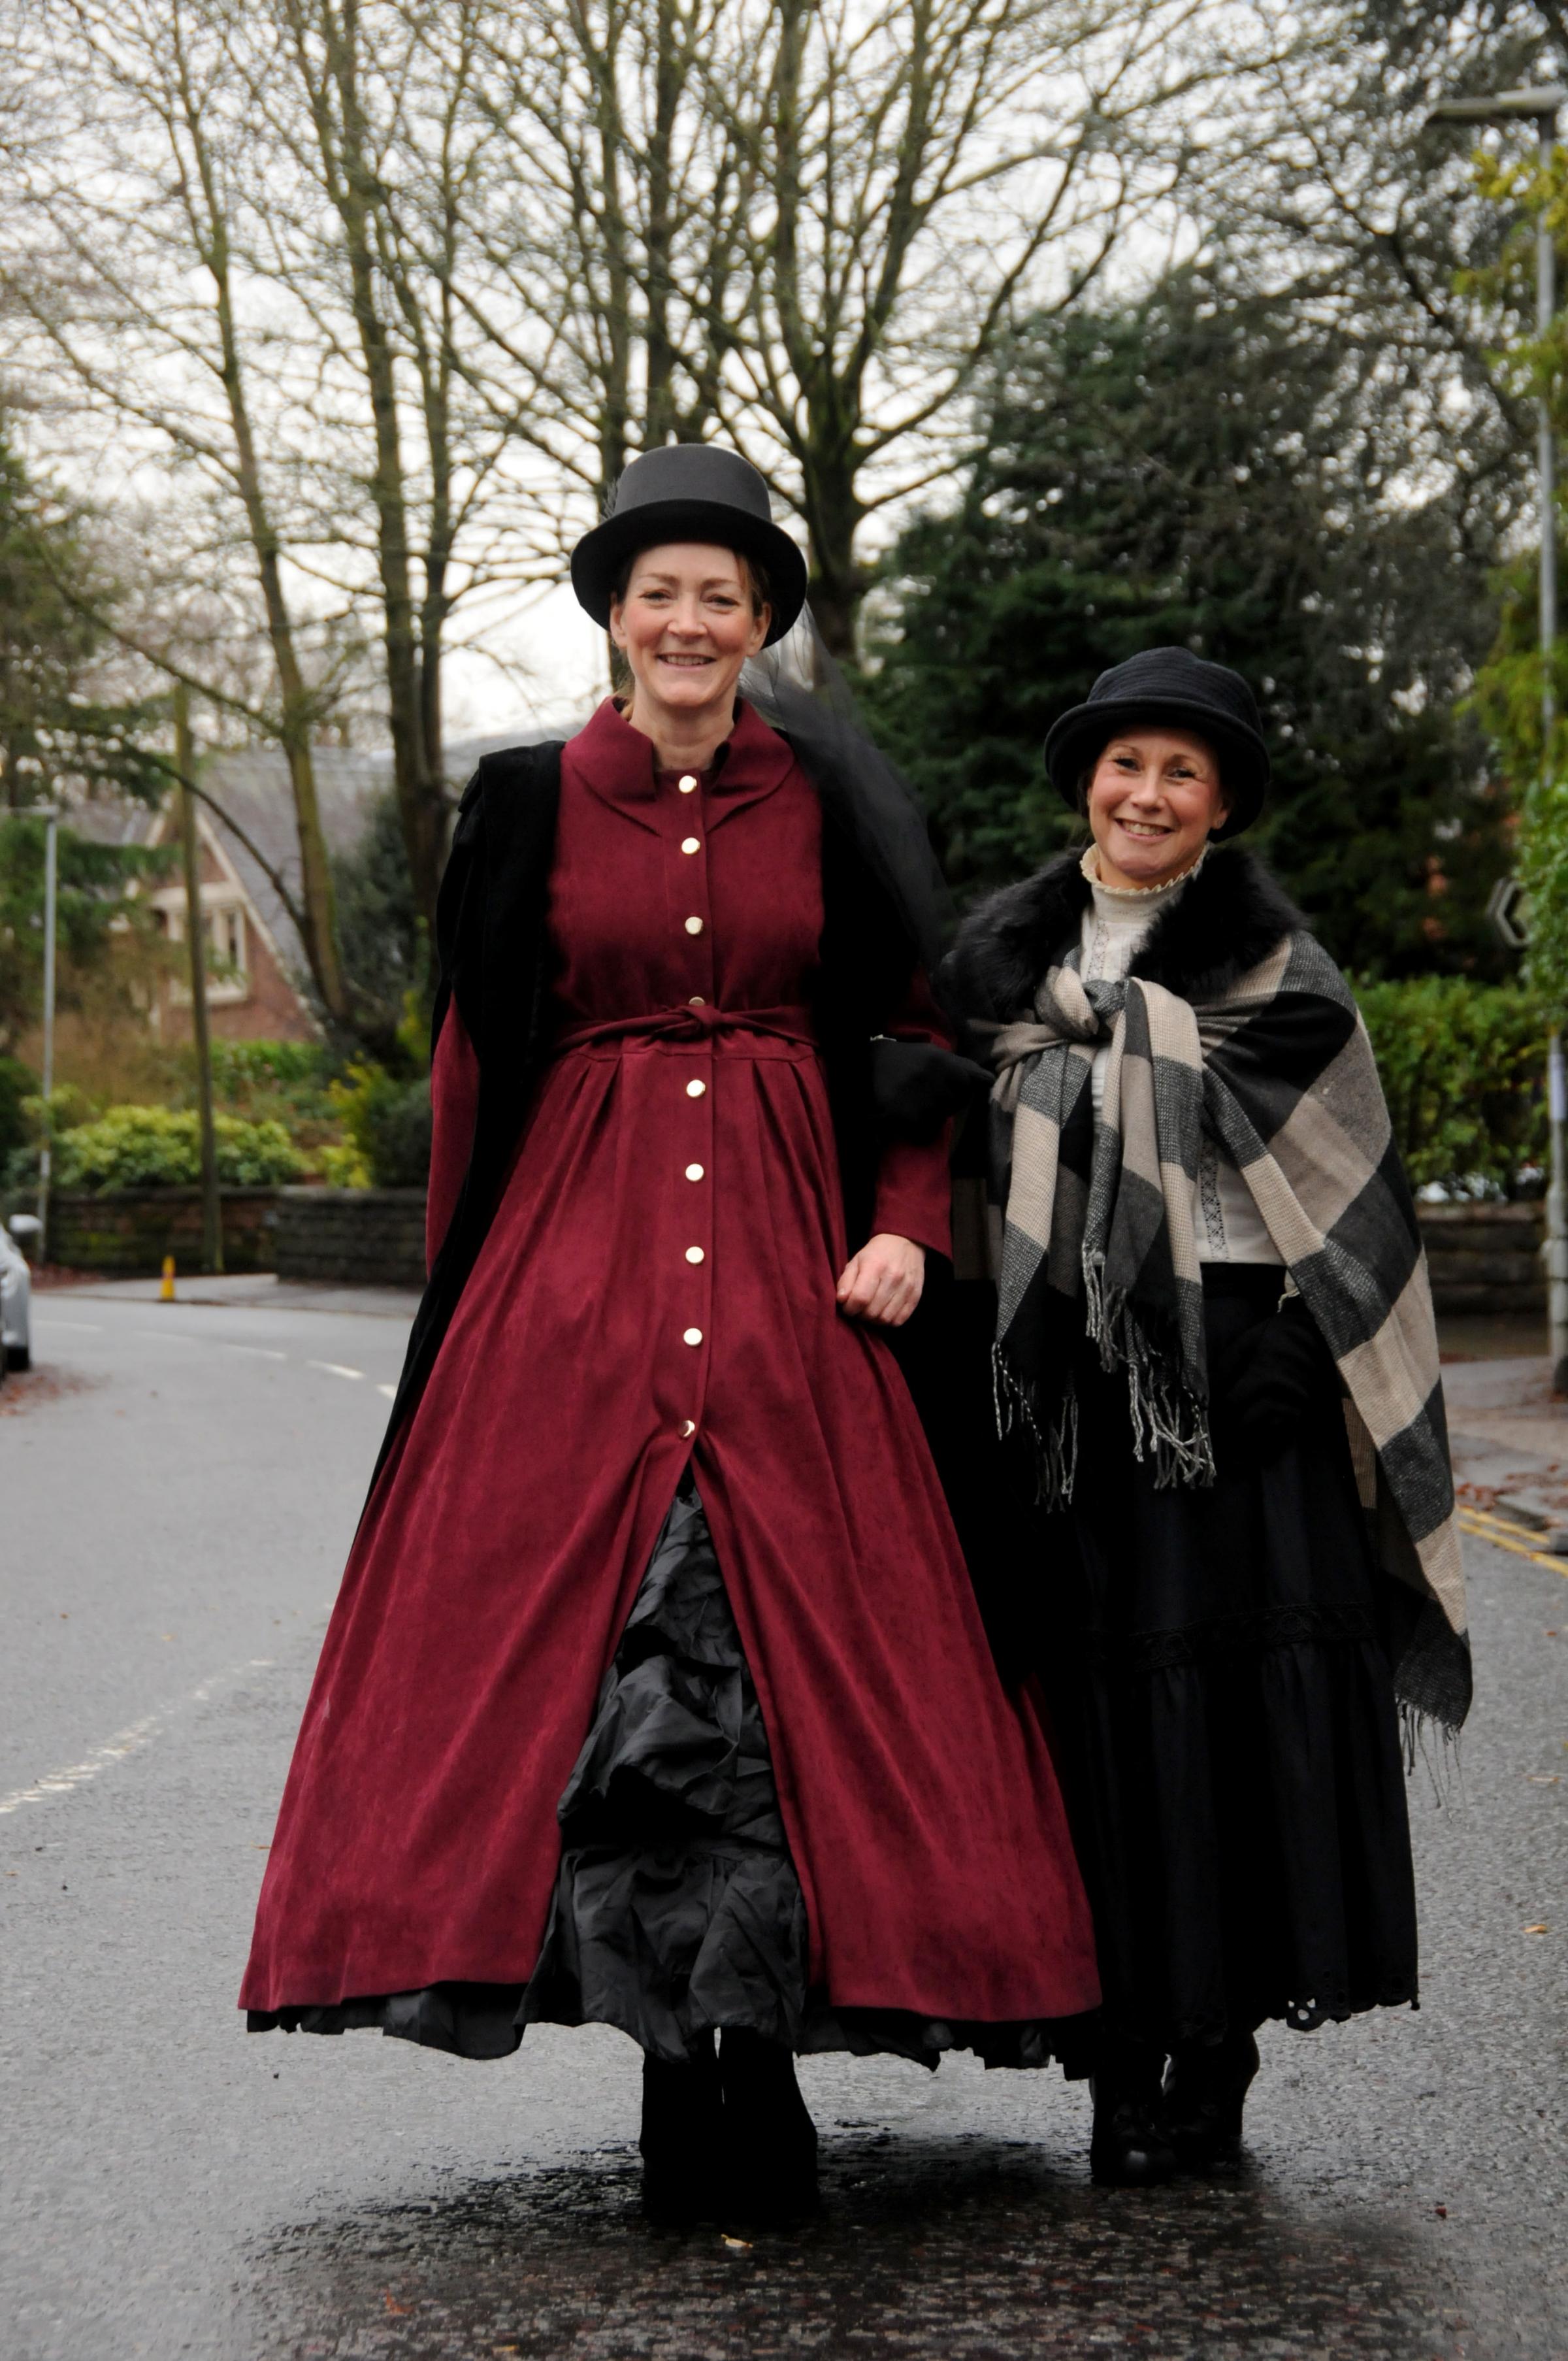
left=860, top=266, right=1518, bottom=978
left=0, top=428, right=161, bottom=811
left=0, top=427, right=169, bottom=1048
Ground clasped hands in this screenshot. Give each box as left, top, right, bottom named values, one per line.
left=836, top=1233, right=924, bottom=1329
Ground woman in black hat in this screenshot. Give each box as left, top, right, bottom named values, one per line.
left=242, top=443, right=1100, bottom=2228
left=943, top=647, right=1469, bottom=2186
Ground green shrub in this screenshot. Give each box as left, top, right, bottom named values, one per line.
left=327, top=1062, right=432, bottom=1188
left=1353, top=975, right=1547, bottom=1196
left=206, top=1039, right=332, bottom=1098
left=54, top=1104, right=307, bottom=1191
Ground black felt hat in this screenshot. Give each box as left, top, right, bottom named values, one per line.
left=1043, top=646, right=1271, bottom=837
left=570, top=444, right=808, bottom=648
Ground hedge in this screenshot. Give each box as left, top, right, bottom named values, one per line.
left=54, top=1105, right=307, bottom=1191
left=1352, top=976, right=1547, bottom=1197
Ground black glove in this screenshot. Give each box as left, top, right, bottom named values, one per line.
left=869, top=1037, right=992, bottom=1142
left=1209, top=1295, right=1336, bottom=1465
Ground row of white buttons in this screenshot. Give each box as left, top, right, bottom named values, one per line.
left=680, top=772, right=706, bottom=1357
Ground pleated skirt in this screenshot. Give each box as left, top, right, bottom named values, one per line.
left=1038, top=1265, right=1418, bottom=2051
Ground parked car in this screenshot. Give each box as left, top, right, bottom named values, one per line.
left=2, top=1215, right=35, bottom=1371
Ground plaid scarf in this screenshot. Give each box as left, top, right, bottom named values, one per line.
left=983, top=921, right=1470, bottom=1734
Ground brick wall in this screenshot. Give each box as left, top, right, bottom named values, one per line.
left=38, top=1182, right=1540, bottom=1312
left=48, top=1188, right=280, bottom=1275
left=274, top=1187, right=428, bottom=1289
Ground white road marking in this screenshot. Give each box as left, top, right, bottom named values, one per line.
left=0, top=1657, right=276, bottom=1819
left=223, top=1344, right=288, bottom=1361
left=33, top=1319, right=105, bottom=1333
left=307, top=1360, right=363, bottom=1380
left=132, top=1329, right=196, bottom=1343
left=376, top=1383, right=397, bottom=1400
left=0, top=1718, right=163, bottom=1815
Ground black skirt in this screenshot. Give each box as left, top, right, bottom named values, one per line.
left=1037, top=1264, right=1418, bottom=2053
left=253, top=1475, right=1092, bottom=2075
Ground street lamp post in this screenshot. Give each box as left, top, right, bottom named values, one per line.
left=39, top=805, right=57, bottom=1261
left=1429, top=86, right=1568, bottom=1386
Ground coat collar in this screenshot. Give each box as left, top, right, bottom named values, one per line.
left=941, top=842, right=1303, bottom=1021
left=570, top=694, right=796, bottom=829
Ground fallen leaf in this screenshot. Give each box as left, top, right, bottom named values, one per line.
left=1523, top=1923, right=1549, bottom=1935
left=1434, top=2205, right=1447, bottom=2219
left=721, top=2235, right=753, bottom=2250
left=383, top=2294, right=410, bottom=2316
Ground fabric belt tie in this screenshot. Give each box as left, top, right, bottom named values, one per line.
left=554, top=1004, right=819, bottom=1057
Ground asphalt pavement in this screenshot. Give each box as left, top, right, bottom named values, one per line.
left=1, top=1282, right=1564, bottom=2360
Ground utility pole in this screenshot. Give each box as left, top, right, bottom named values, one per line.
left=175, top=685, right=223, bottom=1276
left=1429, top=86, right=1568, bottom=1386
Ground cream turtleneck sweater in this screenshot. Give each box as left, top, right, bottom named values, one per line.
left=1078, top=846, right=1281, bottom=1266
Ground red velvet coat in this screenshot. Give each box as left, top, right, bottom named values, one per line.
left=241, top=699, right=1098, bottom=2028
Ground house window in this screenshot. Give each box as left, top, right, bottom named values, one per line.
left=204, top=899, right=249, bottom=1003
left=210, top=903, right=246, bottom=978
left=162, top=893, right=251, bottom=1006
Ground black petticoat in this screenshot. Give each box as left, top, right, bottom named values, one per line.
left=250, top=1475, right=1093, bottom=2073
left=1034, top=1264, right=1420, bottom=2053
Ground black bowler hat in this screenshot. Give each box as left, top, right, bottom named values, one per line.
left=570, top=444, right=808, bottom=648
left=1044, top=646, right=1271, bottom=837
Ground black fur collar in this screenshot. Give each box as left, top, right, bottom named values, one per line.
left=941, top=844, right=1304, bottom=1022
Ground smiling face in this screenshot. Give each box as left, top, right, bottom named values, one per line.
left=1085, top=727, right=1230, bottom=891
left=609, top=542, right=770, bottom=734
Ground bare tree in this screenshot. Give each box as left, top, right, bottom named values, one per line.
left=227, top=0, right=571, bottom=928
left=478, top=0, right=1270, bottom=650
left=1, top=0, right=564, bottom=952
left=0, top=0, right=357, bottom=1017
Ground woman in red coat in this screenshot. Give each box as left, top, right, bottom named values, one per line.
left=242, top=444, right=1098, bottom=2228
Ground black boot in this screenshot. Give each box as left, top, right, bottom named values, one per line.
left=640, top=2040, right=723, bottom=2227
left=1089, top=2034, right=1177, bottom=2188
left=719, top=2026, right=819, bottom=2228
left=1162, top=2028, right=1259, bottom=2175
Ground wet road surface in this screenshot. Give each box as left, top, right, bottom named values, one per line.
left=1, top=1287, right=1564, bottom=2358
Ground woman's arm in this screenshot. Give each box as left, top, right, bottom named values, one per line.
left=868, top=966, right=955, bottom=1263
left=834, top=966, right=955, bottom=1327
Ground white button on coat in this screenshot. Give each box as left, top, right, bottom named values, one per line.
left=685, top=1246, right=705, bottom=1264
left=681, top=836, right=701, bottom=855
left=686, top=1078, right=706, bottom=1098
left=685, top=916, right=704, bottom=935
left=678, top=774, right=698, bottom=793
left=685, top=1163, right=704, bottom=1181
left=683, top=1327, right=704, bottom=1347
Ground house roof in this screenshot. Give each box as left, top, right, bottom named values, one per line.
left=67, top=723, right=576, bottom=1002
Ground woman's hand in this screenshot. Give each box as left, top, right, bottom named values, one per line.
left=836, top=1234, right=926, bottom=1328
